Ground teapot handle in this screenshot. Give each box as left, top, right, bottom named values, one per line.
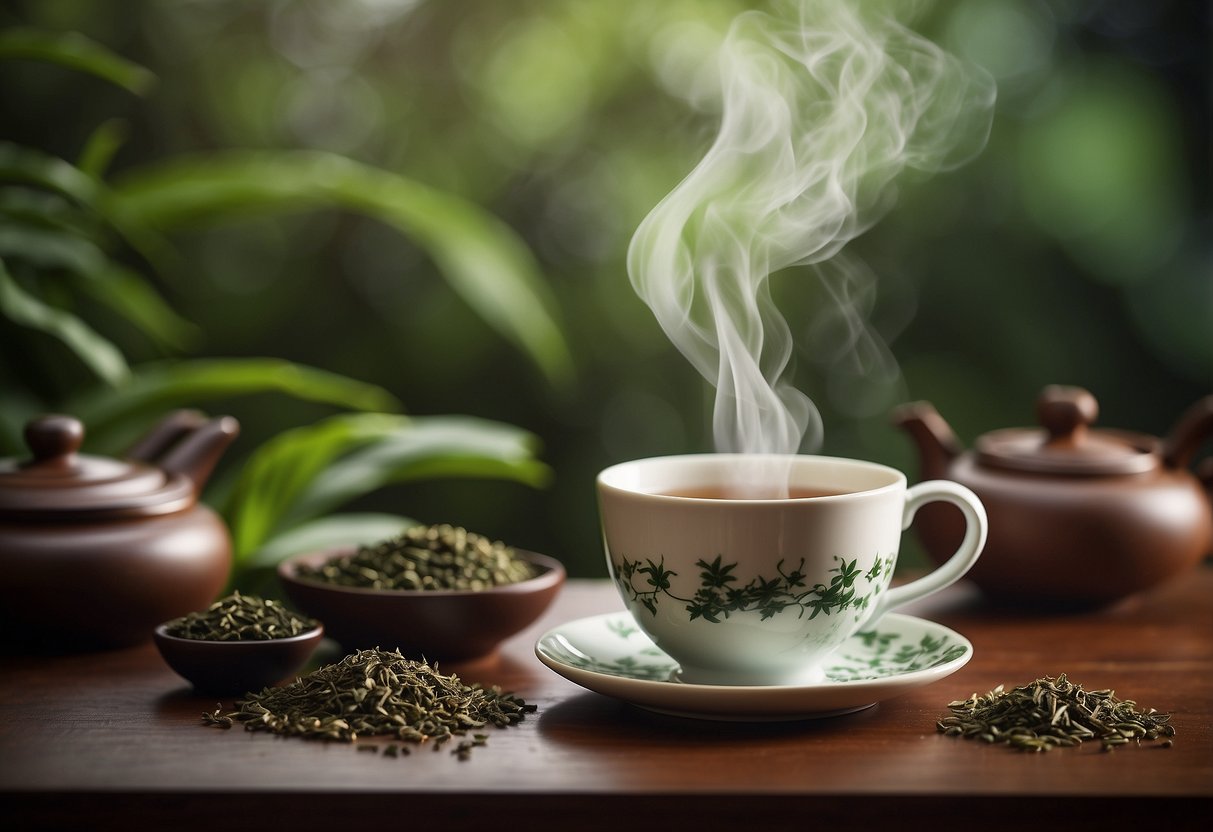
left=1162, top=396, right=1213, bottom=489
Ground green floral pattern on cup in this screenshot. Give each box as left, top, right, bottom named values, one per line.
left=612, top=553, right=895, bottom=623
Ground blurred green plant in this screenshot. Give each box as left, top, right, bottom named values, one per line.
left=0, top=29, right=561, bottom=590
left=226, top=412, right=549, bottom=588
left=3, top=0, right=1204, bottom=581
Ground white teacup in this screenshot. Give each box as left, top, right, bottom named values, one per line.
left=597, top=454, right=987, bottom=686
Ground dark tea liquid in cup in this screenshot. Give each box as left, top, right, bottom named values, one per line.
left=661, top=485, right=849, bottom=500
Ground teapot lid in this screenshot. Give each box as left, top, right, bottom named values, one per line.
left=0, top=414, right=194, bottom=519
left=975, top=386, right=1158, bottom=476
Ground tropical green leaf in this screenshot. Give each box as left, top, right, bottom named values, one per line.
left=0, top=144, right=175, bottom=274
left=0, top=222, right=198, bottom=352
left=66, top=358, right=402, bottom=448
left=223, top=413, right=410, bottom=561
left=78, top=119, right=130, bottom=178
left=284, top=415, right=551, bottom=528
left=223, top=413, right=546, bottom=564
left=0, top=143, right=101, bottom=207
left=76, top=264, right=199, bottom=352
left=0, top=188, right=98, bottom=238
left=0, top=28, right=155, bottom=95
left=110, top=151, right=574, bottom=386
left=0, top=258, right=129, bottom=385
left=244, top=512, right=417, bottom=571
left=0, top=223, right=107, bottom=273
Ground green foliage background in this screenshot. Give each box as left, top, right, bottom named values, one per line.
left=1, top=0, right=1208, bottom=578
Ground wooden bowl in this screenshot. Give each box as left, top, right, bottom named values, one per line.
left=152, top=623, right=324, bottom=695
left=278, top=548, right=565, bottom=662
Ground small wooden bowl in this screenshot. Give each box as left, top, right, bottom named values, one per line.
left=278, top=548, right=565, bottom=662
left=153, top=623, right=324, bottom=695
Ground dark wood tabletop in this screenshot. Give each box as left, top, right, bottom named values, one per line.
left=2, top=567, right=1211, bottom=832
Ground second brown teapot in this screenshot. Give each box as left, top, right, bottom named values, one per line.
left=0, top=411, right=239, bottom=650
left=893, top=385, right=1213, bottom=608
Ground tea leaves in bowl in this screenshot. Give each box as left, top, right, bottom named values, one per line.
left=295, top=523, right=537, bottom=591
left=164, top=591, right=317, bottom=641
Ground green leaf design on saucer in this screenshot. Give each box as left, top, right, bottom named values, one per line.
left=542, top=637, right=675, bottom=681
left=824, top=631, right=969, bottom=681
left=548, top=613, right=968, bottom=685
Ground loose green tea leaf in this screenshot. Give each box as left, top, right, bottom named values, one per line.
left=937, top=674, right=1175, bottom=752
left=201, top=705, right=234, bottom=729
left=210, top=648, right=535, bottom=758
left=165, top=591, right=317, bottom=641
left=296, top=523, right=537, bottom=591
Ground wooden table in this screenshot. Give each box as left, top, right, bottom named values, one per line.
left=2, top=569, right=1211, bottom=831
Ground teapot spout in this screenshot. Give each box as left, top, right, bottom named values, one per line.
left=128, top=412, right=239, bottom=493
left=890, top=401, right=964, bottom=480
left=126, top=410, right=208, bottom=464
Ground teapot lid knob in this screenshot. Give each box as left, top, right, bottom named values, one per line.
left=976, top=385, right=1155, bottom=476
left=1037, top=386, right=1098, bottom=445
left=24, top=415, right=84, bottom=465
left=1, top=413, right=196, bottom=519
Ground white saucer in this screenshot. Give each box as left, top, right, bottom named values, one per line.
left=535, top=611, right=972, bottom=721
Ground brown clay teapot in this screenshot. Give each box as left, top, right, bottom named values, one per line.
left=893, top=385, right=1213, bottom=607
left=0, top=411, right=239, bottom=650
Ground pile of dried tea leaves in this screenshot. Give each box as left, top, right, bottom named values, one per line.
left=296, top=523, right=536, bottom=591
left=203, top=648, right=536, bottom=759
left=165, top=591, right=317, bottom=641
left=938, top=674, right=1175, bottom=752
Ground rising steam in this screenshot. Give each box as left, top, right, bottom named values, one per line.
left=628, top=0, right=995, bottom=457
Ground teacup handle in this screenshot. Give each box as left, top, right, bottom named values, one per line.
left=869, top=480, right=988, bottom=622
